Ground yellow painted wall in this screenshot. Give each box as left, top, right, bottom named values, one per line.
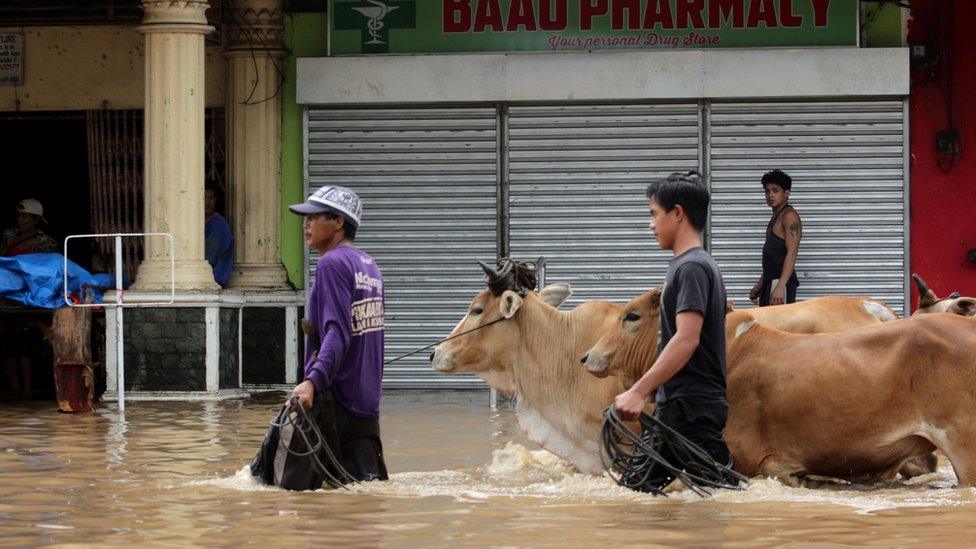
left=0, top=25, right=226, bottom=111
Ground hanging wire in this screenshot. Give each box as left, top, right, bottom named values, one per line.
left=230, top=7, right=286, bottom=106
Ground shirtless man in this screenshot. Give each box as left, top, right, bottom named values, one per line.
left=749, top=170, right=802, bottom=306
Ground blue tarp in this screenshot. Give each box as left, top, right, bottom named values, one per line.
left=0, top=253, right=117, bottom=309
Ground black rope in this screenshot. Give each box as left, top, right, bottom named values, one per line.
left=486, top=258, right=539, bottom=296
left=383, top=316, right=508, bottom=365
left=600, top=406, right=748, bottom=497
left=383, top=257, right=540, bottom=365
left=270, top=396, right=358, bottom=490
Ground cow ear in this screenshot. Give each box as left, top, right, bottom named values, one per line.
left=538, top=283, right=572, bottom=308
left=725, top=299, right=736, bottom=315
left=949, top=298, right=976, bottom=317
left=500, top=290, right=524, bottom=319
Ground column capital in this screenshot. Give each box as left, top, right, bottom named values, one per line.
left=224, top=0, right=286, bottom=57
left=139, top=0, right=214, bottom=34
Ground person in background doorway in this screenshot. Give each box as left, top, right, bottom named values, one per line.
left=204, top=181, right=234, bottom=287
left=1, top=199, right=57, bottom=398
left=749, top=170, right=802, bottom=306
left=1, top=199, right=57, bottom=256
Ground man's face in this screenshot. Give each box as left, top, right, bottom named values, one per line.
left=204, top=189, right=217, bottom=216
left=648, top=198, right=678, bottom=250
left=764, top=183, right=790, bottom=208
left=16, top=212, right=37, bottom=231
left=303, top=212, right=342, bottom=252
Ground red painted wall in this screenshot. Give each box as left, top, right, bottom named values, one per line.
left=908, top=0, right=976, bottom=309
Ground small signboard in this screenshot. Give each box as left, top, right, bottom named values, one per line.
left=0, top=33, right=24, bottom=86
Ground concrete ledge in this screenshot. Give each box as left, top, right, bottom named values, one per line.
left=104, top=291, right=246, bottom=307
left=221, top=290, right=305, bottom=306
left=104, top=291, right=303, bottom=307
left=298, top=47, right=908, bottom=105
left=102, top=389, right=251, bottom=402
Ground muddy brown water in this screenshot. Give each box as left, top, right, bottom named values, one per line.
left=1, top=391, right=974, bottom=546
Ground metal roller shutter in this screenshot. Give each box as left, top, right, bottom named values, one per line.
left=708, top=100, right=907, bottom=314
left=305, top=107, right=498, bottom=388
left=508, top=104, right=700, bottom=306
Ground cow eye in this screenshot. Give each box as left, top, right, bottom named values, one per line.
left=471, top=307, right=484, bottom=316
left=624, top=312, right=641, bottom=322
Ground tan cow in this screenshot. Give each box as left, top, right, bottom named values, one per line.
left=724, top=295, right=898, bottom=344
left=430, top=272, right=632, bottom=474
left=585, top=293, right=900, bottom=389
left=583, top=290, right=976, bottom=484
left=912, top=274, right=976, bottom=317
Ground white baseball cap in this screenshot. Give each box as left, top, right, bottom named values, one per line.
left=17, top=198, right=47, bottom=224
left=289, top=185, right=362, bottom=228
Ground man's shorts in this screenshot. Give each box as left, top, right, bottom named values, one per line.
left=251, top=390, right=387, bottom=491
left=634, top=399, right=732, bottom=494
left=333, top=397, right=388, bottom=482
left=760, top=278, right=798, bottom=306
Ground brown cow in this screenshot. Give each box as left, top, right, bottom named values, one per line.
left=583, top=290, right=976, bottom=484
left=585, top=293, right=898, bottom=389
left=912, top=274, right=976, bottom=317
left=724, top=296, right=897, bottom=342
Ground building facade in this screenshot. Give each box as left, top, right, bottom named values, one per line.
left=2, top=1, right=970, bottom=397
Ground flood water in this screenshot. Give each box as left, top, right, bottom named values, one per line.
left=2, top=391, right=975, bottom=546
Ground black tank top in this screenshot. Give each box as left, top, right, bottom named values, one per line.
left=762, top=205, right=799, bottom=285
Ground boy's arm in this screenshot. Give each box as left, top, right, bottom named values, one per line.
left=771, top=210, right=802, bottom=305
left=614, top=311, right=703, bottom=421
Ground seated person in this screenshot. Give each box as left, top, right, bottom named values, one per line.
left=1, top=199, right=57, bottom=256
left=1, top=199, right=56, bottom=398
left=204, top=181, right=234, bottom=287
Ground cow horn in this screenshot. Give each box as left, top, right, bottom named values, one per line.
left=911, top=273, right=930, bottom=296
left=913, top=273, right=941, bottom=309
left=478, top=260, right=502, bottom=283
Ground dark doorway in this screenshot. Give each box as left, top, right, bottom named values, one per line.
left=0, top=112, right=91, bottom=267
left=0, top=112, right=90, bottom=401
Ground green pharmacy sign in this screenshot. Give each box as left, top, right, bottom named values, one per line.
left=328, top=0, right=858, bottom=55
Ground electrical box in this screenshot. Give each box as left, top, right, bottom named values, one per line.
left=910, top=44, right=928, bottom=71
left=936, top=129, right=961, bottom=155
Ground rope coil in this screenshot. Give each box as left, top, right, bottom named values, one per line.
left=600, top=406, right=748, bottom=497
left=271, top=396, right=359, bottom=490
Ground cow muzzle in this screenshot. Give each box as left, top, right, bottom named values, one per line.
left=430, top=346, right=454, bottom=372
left=580, top=350, right=610, bottom=377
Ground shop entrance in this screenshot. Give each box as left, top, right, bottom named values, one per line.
left=0, top=112, right=89, bottom=400
left=0, top=113, right=90, bottom=266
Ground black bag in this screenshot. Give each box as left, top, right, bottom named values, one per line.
left=250, top=391, right=351, bottom=491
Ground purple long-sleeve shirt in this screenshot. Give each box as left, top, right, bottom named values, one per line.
left=304, top=245, right=385, bottom=419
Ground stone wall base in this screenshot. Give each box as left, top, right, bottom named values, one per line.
left=103, top=291, right=303, bottom=397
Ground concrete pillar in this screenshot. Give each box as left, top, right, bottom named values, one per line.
left=224, top=0, right=290, bottom=290
left=133, top=0, right=219, bottom=292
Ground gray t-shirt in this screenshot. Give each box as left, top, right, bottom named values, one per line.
left=655, top=247, right=728, bottom=406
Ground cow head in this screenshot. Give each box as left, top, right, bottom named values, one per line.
left=912, top=273, right=976, bottom=317
left=580, top=288, right=663, bottom=388
left=430, top=261, right=572, bottom=394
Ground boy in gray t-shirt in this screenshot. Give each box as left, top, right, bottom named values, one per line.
left=614, top=172, right=732, bottom=492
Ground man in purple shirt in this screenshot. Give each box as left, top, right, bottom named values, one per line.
left=288, top=185, right=388, bottom=482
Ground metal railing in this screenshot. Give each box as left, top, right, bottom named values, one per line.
left=63, top=233, right=176, bottom=414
